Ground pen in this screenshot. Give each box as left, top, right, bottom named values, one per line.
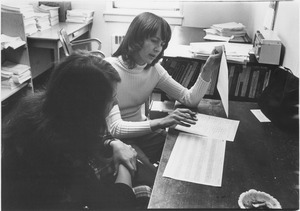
left=137, top=159, right=143, bottom=164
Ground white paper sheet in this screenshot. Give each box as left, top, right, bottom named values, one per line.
left=251, top=109, right=271, bottom=122
left=175, top=113, right=239, bottom=142
left=163, top=132, right=226, bottom=187
left=217, top=47, right=229, bottom=117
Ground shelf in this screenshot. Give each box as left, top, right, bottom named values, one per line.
left=1, top=82, right=29, bottom=102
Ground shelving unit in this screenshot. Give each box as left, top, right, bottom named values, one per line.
left=157, top=56, right=277, bottom=102
left=1, top=11, right=33, bottom=102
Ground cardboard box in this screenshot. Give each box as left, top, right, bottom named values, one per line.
left=39, top=1, right=72, bottom=22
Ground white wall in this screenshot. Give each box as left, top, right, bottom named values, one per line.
left=10, top=0, right=298, bottom=76
left=79, top=1, right=299, bottom=76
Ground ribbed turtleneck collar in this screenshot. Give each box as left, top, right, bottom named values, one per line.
left=118, top=56, right=147, bottom=73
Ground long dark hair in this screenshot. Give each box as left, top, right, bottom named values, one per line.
left=1, top=50, right=121, bottom=209
left=113, top=12, right=171, bottom=69
left=44, top=50, right=120, bottom=139
left=2, top=50, right=121, bottom=159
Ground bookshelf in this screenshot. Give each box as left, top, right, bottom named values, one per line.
left=1, top=11, right=33, bottom=102
left=158, top=56, right=276, bottom=102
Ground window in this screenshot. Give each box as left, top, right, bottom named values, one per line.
left=104, top=0, right=183, bottom=25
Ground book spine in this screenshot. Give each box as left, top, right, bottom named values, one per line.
left=248, top=70, right=259, bottom=98
left=255, top=67, right=267, bottom=99
left=240, top=66, right=251, bottom=97
left=234, top=65, right=244, bottom=97
left=229, top=65, right=240, bottom=97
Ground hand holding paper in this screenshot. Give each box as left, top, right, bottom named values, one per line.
left=200, top=45, right=224, bottom=82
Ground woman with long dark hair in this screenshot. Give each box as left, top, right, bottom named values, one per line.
left=2, top=51, right=140, bottom=209
left=105, top=12, right=222, bottom=163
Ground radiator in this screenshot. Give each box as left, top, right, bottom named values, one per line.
left=111, top=34, right=125, bottom=55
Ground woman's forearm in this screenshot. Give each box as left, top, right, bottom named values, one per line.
left=115, top=164, right=132, bottom=188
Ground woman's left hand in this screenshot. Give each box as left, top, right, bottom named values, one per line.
left=110, top=139, right=137, bottom=177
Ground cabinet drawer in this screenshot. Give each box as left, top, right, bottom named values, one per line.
left=69, top=25, right=89, bottom=41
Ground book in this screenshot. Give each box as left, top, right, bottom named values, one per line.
left=67, top=9, right=94, bottom=18
left=210, top=22, right=247, bottom=37
left=255, top=67, right=268, bottom=99
left=2, top=61, right=30, bottom=75
left=228, top=65, right=235, bottom=92
left=248, top=70, right=259, bottom=98
left=12, top=70, right=31, bottom=84
left=1, top=78, right=19, bottom=90
left=240, top=66, right=251, bottom=97
left=1, top=70, right=13, bottom=79
left=66, top=9, right=94, bottom=23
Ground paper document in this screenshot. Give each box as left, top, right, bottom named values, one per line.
left=175, top=113, right=239, bottom=142
left=251, top=109, right=271, bottom=122
left=190, top=42, right=252, bottom=63
left=163, top=132, right=226, bottom=187
left=217, top=48, right=229, bottom=117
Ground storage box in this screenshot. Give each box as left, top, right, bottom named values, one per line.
left=39, top=1, right=72, bottom=22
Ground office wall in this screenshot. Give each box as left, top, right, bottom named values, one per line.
left=76, top=1, right=298, bottom=76
left=11, top=0, right=298, bottom=76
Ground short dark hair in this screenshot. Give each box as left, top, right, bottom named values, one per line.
left=113, top=12, right=171, bottom=69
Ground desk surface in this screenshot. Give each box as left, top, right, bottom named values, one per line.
left=148, top=99, right=299, bottom=209
left=28, top=22, right=90, bottom=40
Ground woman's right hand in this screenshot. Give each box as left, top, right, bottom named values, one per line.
left=150, top=108, right=197, bottom=131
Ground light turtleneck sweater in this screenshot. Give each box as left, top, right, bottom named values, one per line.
left=105, top=56, right=210, bottom=138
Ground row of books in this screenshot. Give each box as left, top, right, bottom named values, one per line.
left=161, top=58, right=203, bottom=89
left=161, top=57, right=274, bottom=101
left=1, top=61, right=31, bottom=90
left=227, top=65, right=272, bottom=100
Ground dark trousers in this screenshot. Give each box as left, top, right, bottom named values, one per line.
left=122, top=129, right=167, bottom=187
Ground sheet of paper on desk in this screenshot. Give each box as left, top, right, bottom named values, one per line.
left=251, top=109, right=271, bottom=122
left=175, top=113, right=239, bottom=142
left=163, top=132, right=226, bottom=187
left=217, top=47, right=229, bottom=117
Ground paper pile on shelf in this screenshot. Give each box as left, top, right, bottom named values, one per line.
left=1, top=61, right=31, bottom=87
left=34, top=12, right=51, bottom=31
left=190, top=42, right=253, bottom=63
left=1, top=2, right=38, bottom=36
left=66, top=9, right=94, bottom=23
left=35, top=4, right=59, bottom=26
left=204, top=22, right=251, bottom=43
left=1, top=34, right=26, bottom=50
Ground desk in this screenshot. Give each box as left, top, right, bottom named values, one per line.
left=148, top=99, right=299, bottom=209
left=27, top=22, right=92, bottom=78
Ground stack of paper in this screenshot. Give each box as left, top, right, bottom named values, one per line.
left=1, top=34, right=26, bottom=50
left=204, top=22, right=251, bottom=43
left=36, top=4, right=59, bottom=26
left=211, top=22, right=247, bottom=37
left=2, top=61, right=31, bottom=85
left=189, top=42, right=253, bottom=63
left=66, top=9, right=94, bottom=23
left=163, top=113, right=240, bottom=187
left=34, top=12, right=51, bottom=31
left=2, top=2, right=38, bottom=36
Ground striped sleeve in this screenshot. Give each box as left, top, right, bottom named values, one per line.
left=106, top=104, right=152, bottom=139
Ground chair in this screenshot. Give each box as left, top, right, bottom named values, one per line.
left=58, top=28, right=105, bottom=58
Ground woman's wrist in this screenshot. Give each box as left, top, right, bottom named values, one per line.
left=115, top=164, right=132, bottom=187
left=150, top=118, right=164, bottom=131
